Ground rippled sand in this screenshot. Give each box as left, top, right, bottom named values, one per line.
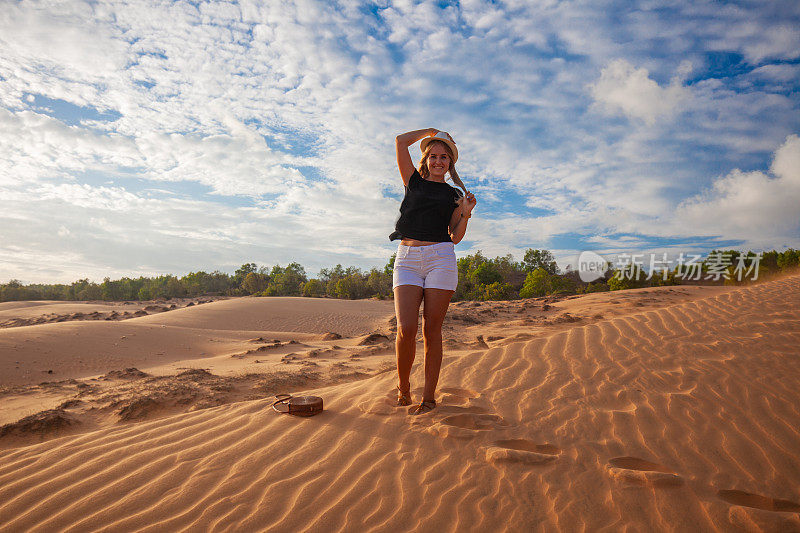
left=1, top=274, right=799, bottom=531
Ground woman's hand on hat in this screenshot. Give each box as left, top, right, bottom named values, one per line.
left=427, top=129, right=455, bottom=145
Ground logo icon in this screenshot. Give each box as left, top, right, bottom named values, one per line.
left=577, top=251, right=609, bottom=282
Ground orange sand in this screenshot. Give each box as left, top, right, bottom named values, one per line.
left=1, top=275, right=799, bottom=531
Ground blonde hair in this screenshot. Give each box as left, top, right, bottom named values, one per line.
left=418, top=140, right=468, bottom=197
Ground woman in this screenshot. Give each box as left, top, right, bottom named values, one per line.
left=390, top=128, right=477, bottom=415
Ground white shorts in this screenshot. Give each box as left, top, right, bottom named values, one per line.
left=392, top=241, right=458, bottom=291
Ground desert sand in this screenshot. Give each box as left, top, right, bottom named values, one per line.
left=1, top=274, right=799, bottom=531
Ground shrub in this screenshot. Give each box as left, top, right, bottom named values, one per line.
left=520, top=268, right=549, bottom=298
left=242, top=272, right=269, bottom=295
left=522, top=249, right=558, bottom=274
left=607, top=267, right=647, bottom=291
left=470, top=262, right=503, bottom=286
left=518, top=267, right=578, bottom=297
left=302, top=279, right=326, bottom=297
left=584, top=282, right=609, bottom=293
left=478, top=281, right=515, bottom=300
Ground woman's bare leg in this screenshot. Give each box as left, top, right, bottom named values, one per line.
left=421, top=287, right=455, bottom=402
left=393, top=284, right=424, bottom=394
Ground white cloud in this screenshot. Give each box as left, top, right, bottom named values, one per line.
left=590, top=59, right=692, bottom=125
left=715, top=22, right=800, bottom=64
left=672, top=134, right=800, bottom=243
left=0, top=108, right=140, bottom=184
left=0, top=3, right=127, bottom=78
left=134, top=127, right=306, bottom=197
left=748, top=63, right=800, bottom=83
left=0, top=0, right=798, bottom=283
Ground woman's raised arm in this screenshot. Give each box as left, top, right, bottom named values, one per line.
left=395, top=128, right=436, bottom=186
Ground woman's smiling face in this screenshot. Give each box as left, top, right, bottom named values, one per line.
left=426, top=143, right=450, bottom=179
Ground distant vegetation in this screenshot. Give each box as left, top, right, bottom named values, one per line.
left=1, top=248, right=798, bottom=303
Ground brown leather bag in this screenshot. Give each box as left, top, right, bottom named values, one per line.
left=272, top=394, right=323, bottom=416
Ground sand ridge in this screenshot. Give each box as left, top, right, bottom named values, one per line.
left=0, top=296, right=397, bottom=388
left=0, top=297, right=219, bottom=329
left=0, top=284, right=731, bottom=428
left=1, top=276, right=799, bottom=530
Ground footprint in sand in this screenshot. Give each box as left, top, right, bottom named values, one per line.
left=438, top=386, right=478, bottom=404
left=440, top=413, right=507, bottom=429
left=435, top=387, right=493, bottom=413
left=484, top=439, right=561, bottom=465
left=607, top=456, right=683, bottom=487
left=358, top=390, right=415, bottom=415
left=358, top=397, right=398, bottom=415
left=717, top=489, right=800, bottom=513
left=424, top=412, right=510, bottom=439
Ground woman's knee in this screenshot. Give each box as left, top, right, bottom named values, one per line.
left=422, top=319, right=443, bottom=338
left=397, top=323, right=418, bottom=341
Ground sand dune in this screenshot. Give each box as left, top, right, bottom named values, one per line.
left=1, top=276, right=800, bottom=531
left=132, top=296, right=394, bottom=335
left=0, top=296, right=395, bottom=388
left=0, top=298, right=217, bottom=329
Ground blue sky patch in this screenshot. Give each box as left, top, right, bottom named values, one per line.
left=25, top=93, right=122, bottom=126
left=1, top=0, right=798, bottom=283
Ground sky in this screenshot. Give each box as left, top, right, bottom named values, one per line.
left=1, top=0, right=799, bottom=284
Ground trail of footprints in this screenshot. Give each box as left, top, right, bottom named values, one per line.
left=604, top=457, right=800, bottom=514
left=359, top=386, right=563, bottom=462
left=360, top=386, right=800, bottom=516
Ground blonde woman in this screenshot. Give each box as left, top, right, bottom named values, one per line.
left=390, top=128, right=477, bottom=415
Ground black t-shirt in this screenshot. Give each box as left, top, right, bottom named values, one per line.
left=389, top=168, right=463, bottom=242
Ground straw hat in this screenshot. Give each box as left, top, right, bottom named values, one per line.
left=420, top=131, right=458, bottom=163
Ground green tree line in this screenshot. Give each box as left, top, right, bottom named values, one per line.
left=1, top=248, right=797, bottom=303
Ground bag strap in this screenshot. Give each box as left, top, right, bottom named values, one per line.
left=272, top=394, right=292, bottom=413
